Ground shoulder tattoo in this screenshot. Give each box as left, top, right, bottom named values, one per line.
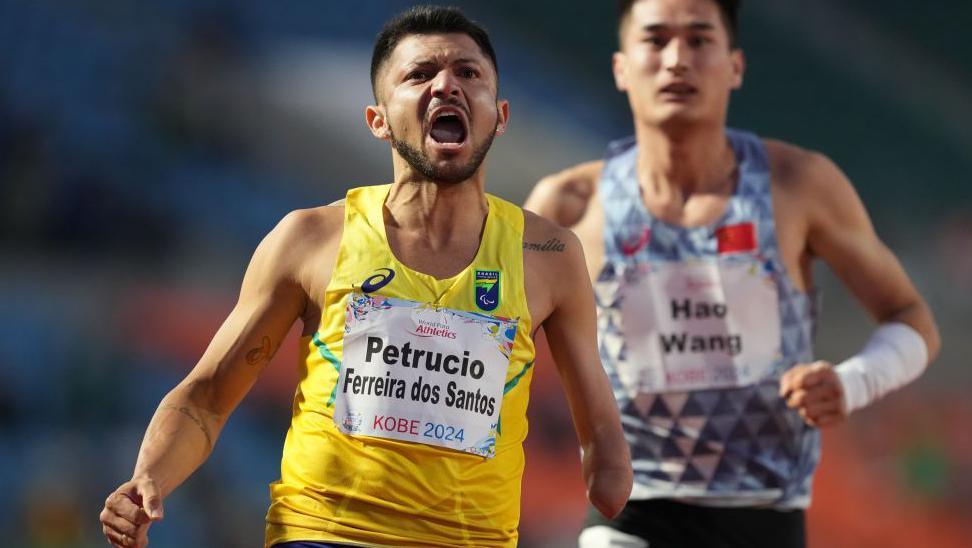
left=523, top=238, right=567, bottom=253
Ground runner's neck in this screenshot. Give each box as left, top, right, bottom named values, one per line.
left=384, top=180, right=488, bottom=249
left=634, top=125, right=735, bottom=197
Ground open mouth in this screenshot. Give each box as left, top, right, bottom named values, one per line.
left=659, top=82, right=697, bottom=96
left=428, top=109, right=468, bottom=145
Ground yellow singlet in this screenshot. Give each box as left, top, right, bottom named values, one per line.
left=266, top=184, right=536, bottom=547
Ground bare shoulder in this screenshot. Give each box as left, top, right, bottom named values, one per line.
left=764, top=138, right=873, bottom=248
left=273, top=203, right=345, bottom=251
left=531, top=160, right=603, bottom=202
left=522, top=209, right=586, bottom=270
left=525, top=160, right=604, bottom=227
left=764, top=138, right=853, bottom=198
left=538, top=160, right=604, bottom=195
left=522, top=209, right=593, bottom=325
left=252, top=204, right=345, bottom=285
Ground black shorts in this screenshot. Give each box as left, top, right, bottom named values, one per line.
left=583, top=499, right=805, bottom=548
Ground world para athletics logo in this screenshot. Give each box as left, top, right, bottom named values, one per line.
left=474, top=269, right=500, bottom=312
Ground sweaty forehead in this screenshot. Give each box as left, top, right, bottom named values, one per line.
left=386, top=33, right=490, bottom=73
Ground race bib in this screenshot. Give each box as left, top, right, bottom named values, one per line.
left=619, top=259, right=781, bottom=393
left=334, top=293, right=518, bottom=458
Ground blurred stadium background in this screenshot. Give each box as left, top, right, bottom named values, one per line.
left=1, top=0, right=970, bottom=546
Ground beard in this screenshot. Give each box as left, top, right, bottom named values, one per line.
left=388, top=118, right=497, bottom=185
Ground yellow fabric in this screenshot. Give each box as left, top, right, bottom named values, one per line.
left=266, top=184, right=536, bottom=547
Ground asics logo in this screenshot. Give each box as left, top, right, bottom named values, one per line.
left=361, top=268, right=395, bottom=293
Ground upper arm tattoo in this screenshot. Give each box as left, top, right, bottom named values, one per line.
left=245, top=335, right=278, bottom=367
left=523, top=238, right=566, bottom=252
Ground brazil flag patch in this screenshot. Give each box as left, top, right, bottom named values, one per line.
left=474, top=270, right=500, bottom=312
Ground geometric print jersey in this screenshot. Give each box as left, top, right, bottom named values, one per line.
left=595, top=129, right=821, bottom=509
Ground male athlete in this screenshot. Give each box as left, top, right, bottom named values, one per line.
left=525, top=1, right=940, bottom=546
left=99, top=6, right=632, bottom=548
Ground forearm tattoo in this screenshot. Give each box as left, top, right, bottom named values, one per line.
left=161, top=404, right=213, bottom=448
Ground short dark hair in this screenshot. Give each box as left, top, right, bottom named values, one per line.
left=370, top=5, right=498, bottom=101
left=617, top=0, right=741, bottom=48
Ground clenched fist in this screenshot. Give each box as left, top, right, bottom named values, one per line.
left=779, top=361, right=848, bottom=428
left=99, top=477, right=164, bottom=547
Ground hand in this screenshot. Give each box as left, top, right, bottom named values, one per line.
left=779, top=361, right=848, bottom=428
left=99, top=477, right=164, bottom=547
left=587, top=466, right=633, bottom=520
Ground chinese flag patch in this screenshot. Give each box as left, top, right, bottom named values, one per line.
left=716, top=222, right=757, bottom=254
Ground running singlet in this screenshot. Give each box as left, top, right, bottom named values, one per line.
left=266, top=185, right=536, bottom=547
left=596, top=129, right=820, bottom=509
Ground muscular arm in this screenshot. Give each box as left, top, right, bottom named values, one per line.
left=532, top=222, right=632, bottom=518
left=778, top=150, right=940, bottom=426
left=804, top=153, right=939, bottom=357
left=524, top=160, right=601, bottom=228
left=101, top=209, right=336, bottom=547
left=132, top=224, right=306, bottom=498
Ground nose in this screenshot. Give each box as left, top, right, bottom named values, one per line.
left=662, top=38, right=689, bottom=75
left=431, top=70, right=461, bottom=99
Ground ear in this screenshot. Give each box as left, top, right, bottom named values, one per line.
left=729, top=48, right=745, bottom=90
left=494, top=99, right=510, bottom=136
left=612, top=51, right=629, bottom=92
left=365, top=105, right=391, bottom=140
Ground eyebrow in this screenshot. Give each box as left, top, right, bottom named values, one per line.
left=642, top=22, right=716, bottom=33
left=407, top=56, right=483, bottom=67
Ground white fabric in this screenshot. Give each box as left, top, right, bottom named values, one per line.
left=335, top=293, right=517, bottom=457
left=619, top=259, right=781, bottom=393
left=579, top=526, right=649, bottom=548
left=835, top=322, right=928, bottom=414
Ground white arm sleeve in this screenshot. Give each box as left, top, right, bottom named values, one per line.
left=834, top=322, right=929, bottom=414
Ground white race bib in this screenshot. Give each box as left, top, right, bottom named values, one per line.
left=334, top=293, right=518, bottom=458
left=619, top=259, right=781, bottom=393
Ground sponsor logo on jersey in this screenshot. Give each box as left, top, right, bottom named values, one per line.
left=361, top=268, right=395, bottom=293
left=621, top=227, right=651, bottom=256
